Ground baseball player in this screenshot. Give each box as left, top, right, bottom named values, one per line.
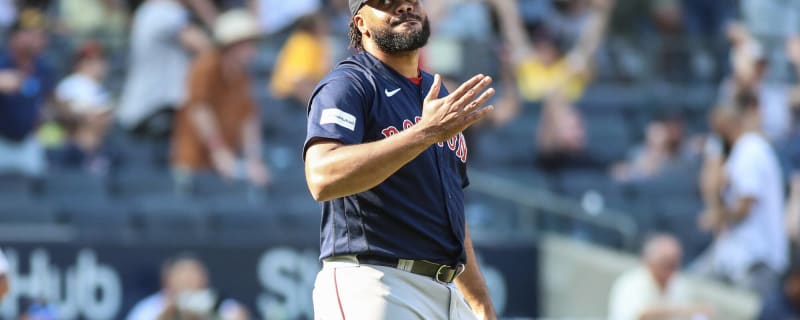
left=303, top=0, right=496, bottom=319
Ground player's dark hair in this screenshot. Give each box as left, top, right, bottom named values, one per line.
left=349, top=20, right=363, bottom=51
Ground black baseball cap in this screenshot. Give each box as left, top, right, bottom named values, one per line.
left=349, top=0, right=368, bottom=16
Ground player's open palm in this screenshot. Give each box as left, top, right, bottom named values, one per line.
left=420, top=74, right=495, bottom=142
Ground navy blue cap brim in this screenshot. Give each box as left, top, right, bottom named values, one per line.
left=350, top=0, right=368, bottom=16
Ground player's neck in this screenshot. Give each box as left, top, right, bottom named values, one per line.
left=366, top=46, right=420, bottom=78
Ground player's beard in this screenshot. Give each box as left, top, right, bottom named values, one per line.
left=370, top=14, right=431, bottom=54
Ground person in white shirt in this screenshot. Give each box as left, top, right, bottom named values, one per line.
left=0, top=248, right=9, bottom=301
left=609, top=234, right=712, bottom=320
left=694, top=100, right=788, bottom=298
left=54, top=41, right=113, bottom=171
left=116, top=0, right=211, bottom=140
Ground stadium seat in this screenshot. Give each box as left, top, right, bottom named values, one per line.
left=63, top=200, right=135, bottom=242
left=555, top=170, right=632, bottom=212
left=583, top=113, right=632, bottom=165
left=131, top=194, right=210, bottom=244
left=39, top=170, right=109, bottom=199
left=484, top=166, right=551, bottom=190
left=578, top=84, right=645, bottom=113
left=108, top=167, right=175, bottom=198
left=36, top=171, right=110, bottom=218
left=464, top=190, right=520, bottom=232
left=0, top=195, right=57, bottom=224
left=651, top=197, right=711, bottom=262
left=471, top=113, right=538, bottom=167
left=0, top=173, right=36, bottom=198
left=208, top=198, right=276, bottom=244
left=628, top=164, right=701, bottom=202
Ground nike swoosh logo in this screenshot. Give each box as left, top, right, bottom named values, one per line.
left=385, top=88, right=401, bottom=97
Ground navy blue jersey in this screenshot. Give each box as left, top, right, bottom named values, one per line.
left=304, top=51, right=469, bottom=265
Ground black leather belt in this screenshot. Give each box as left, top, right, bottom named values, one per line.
left=356, top=254, right=466, bottom=283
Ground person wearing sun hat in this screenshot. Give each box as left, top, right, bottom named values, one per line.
left=171, top=9, right=271, bottom=190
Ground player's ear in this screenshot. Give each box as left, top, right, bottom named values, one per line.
left=354, top=15, right=370, bottom=37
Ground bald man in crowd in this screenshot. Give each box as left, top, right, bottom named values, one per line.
left=609, top=234, right=713, bottom=320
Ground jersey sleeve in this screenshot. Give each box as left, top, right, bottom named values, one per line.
left=303, top=71, right=372, bottom=159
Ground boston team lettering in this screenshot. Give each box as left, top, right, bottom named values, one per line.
left=380, top=116, right=468, bottom=163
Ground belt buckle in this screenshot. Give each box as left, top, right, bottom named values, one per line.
left=434, top=263, right=466, bottom=283
left=434, top=264, right=450, bottom=284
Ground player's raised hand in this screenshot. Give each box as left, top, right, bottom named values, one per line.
left=420, top=74, right=495, bottom=142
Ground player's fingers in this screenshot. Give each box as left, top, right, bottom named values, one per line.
left=425, top=74, right=442, bottom=103
left=453, top=76, right=493, bottom=110
left=463, top=87, right=496, bottom=114
left=463, top=105, right=495, bottom=128
left=447, top=74, right=485, bottom=102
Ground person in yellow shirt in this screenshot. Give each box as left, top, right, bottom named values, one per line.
left=488, top=0, right=612, bottom=102
left=270, top=13, right=331, bottom=105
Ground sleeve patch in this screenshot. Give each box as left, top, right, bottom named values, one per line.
left=320, top=108, right=357, bottom=131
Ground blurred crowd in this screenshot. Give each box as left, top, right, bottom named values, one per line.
left=1, top=0, right=800, bottom=319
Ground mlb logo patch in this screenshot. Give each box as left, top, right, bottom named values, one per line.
left=320, top=108, right=356, bottom=131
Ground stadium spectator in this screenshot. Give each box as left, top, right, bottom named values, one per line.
left=534, top=94, right=590, bottom=171
left=0, top=0, right=15, bottom=31
left=0, top=8, right=54, bottom=178
left=171, top=9, right=270, bottom=189
left=680, top=0, right=735, bottom=38
left=0, top=248, right=8, bottom=301
left=425, top=0, right=493, bottom=41
left=57, top=0, right=128, bottom=50
left=608, top=234, right=713, bottom=320
left=323, top=0, right=350, bottom=38
left=718, top=26, right=792, bottom=143
left=784, top=38, right=800, bottom=241
left=738, top=0, right=800, bottom=82
left=488, top=0, right=612, bottom=102
left=18, top=298, right=58, bottom=320
left=693, top=103, right=787, bottom=298
left=787, top=174, right=800, bottom=245
left=127, top=254, right=249, bottom=320
left=250, top=0, right=320, bottom=34
left=699, top=91, right=761, bottom=230
left=789, top=35, right=800, bottom=108
left=269, top=13, right=331, bottom=106
left=116, top=0, right=211, bottom=140
left=611, top=115, right=687, bottom=182
left=645, top=0, right=699, bottom=82
left=53, top=41, right=113, bottom=173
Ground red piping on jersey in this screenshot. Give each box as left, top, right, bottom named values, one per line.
left=408, top=69, right=422, bottom=85
left=334, top=268, right=346, bottom=320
